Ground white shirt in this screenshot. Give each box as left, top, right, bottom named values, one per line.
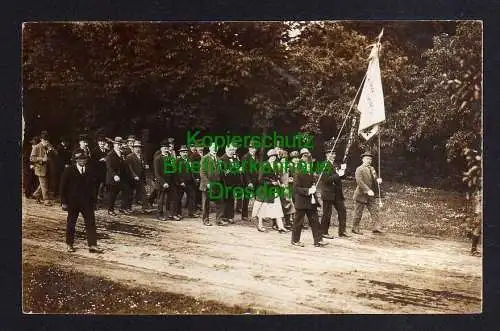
left=76, top=164, right=86, bottom=175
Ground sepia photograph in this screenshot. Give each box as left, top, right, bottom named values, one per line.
left=21, top=20, right=482, bottom=314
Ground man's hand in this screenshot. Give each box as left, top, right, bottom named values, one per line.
left=99, top=157, right=106, bottom=162
left=376, top=178, right=382, bottom=184
left=207, top=183, right=210, bottom=189
left=247, top=182, right=253, bottom=188
left=340, top=163, right=347, bottom=170
left=336, top=169, right=345, bottom=177
left=180, top=182, right=186, bottom=187
left=367, top=190, right=375, bottom=197
left=163, top=183, right=169, bottom=189
left=61, top=204, right=68, bottom=211
left=42, top=155, right=48, bottom=162
left=308, top=185, right=317, bottom=195
left=113, top=175, right=120, bottom=182
left=134, top=176, right=139, bottom=181
left=145, top=164, right=150, bottom=169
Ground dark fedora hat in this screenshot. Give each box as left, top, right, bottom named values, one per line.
left=160, top=139, right=170, bottom=147
left=179, top=145, right=188, bottom=152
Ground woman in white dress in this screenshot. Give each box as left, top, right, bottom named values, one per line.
left=251, top=149, right=288, bottom=233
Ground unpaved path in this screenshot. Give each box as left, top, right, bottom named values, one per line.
left=22, top=198, right=481, bottom=314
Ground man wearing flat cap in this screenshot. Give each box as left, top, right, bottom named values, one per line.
left=318, top=147, right=349, bottom=239
left=176, top=145, right=198, bottom=218
left=219, top=143, right=243, bottom=223
left=154, top=139, right=178, bottom=221
left=240, top=141, right=258, bottom=221
left=106, top=136, right=131, bottom=215
left=126, top=140, right=148, bottom=211
left=291, top=148, right=327, bottom=247
left=30, top=131, right=53, bottom=205
left=60, top=151, right=102, bottom=253
left=352, top=151, right=383, bottom=234
left=93, top=135, right=108, bottom=205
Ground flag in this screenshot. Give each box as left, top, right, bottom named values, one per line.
left=357, top=35, right=385, bottom=141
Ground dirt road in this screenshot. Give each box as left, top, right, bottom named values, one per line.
left=22, top=198, right=481, bottom=314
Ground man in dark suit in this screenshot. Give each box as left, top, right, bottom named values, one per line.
left=219, top=143, right=242, bottom=223
left=319, top=149, right=350, bottom=239
left=106, top=137, right=131, bottom=215
left=154, top=139, right=177, bottom=221
left=54, top=139, right=72, bottom=198
left=200, top=142, right=225, bottom=226
left=352, top=151, right=382, bottom=234
left=291, top=148, right=327, bottom=247
left=241, top=142, right=258, bottom=221
left=177, top=145, right=198, bottom=217
left=126, top=140, right=148, bottom=211
left=93, top=135, right=108, bottom=205
left=60, top=152, right=102, bottom=253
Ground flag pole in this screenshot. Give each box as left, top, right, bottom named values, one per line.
left=314, top=71, right=368, bottom=188
left=377, top=126, right=383, bottom=207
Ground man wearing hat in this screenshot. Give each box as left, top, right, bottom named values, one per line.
left=93, top=135, right=109, bottom=205
left=352, top=151, right=383, bottom=234
left=240, top=141, right=258, bottom=221
left=30, top=131, right=53, bottom=205
left=123, top=135, right=136, bottom=156
left=73, top=134, right=92, bottom=159
left=59, top=151, right=102, bottom=253
left=318, top=147, right=350, bottom=239
left=219, top=143, right=243, bottom=223
left=106, top=136, right=131, bottom=215
left=153, top=139, right=177, bottom=221
left=23, top=136, right=40, bottom=198
left=200, top=142, right=224, bottom=226
left=175, top=145, right=198, bottom=217
left=126, top=140, right=148, bottom=210
left=291, top=148, right=327, bottom=247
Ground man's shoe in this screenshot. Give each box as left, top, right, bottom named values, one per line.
left=217, top=220, right=229, bottom=226
left=372, top=229, right=383, bottom=234
left=126, top=209, right=133, bottom=214
left=188, top=213, right=200, bottom=218
left=173, top=215, right=182, bottom=221
left=314, top=241, right=329, bottom=247
left=88, top=246, right=103, bottom=254
left=226, top=218, right=235, bottom=224
left=303, top=224, right=309, bottom=230
left=241, top=217, right=250, bottom=222
left=157, top=215, right=167, bottom=221
left=167, top=216, right=174, bottom=220
left=352, top=229, right=363, bottom=235
left=118, top=209, right=127, bottom=214
left=108, top=210, right=117, bottom=216
left=339, top=233, right=351, bottom=238
left=322, top=234, right=335, bottom=240
left=203, top=219, right=213, bottom=226
left=43, top=201, right=53, bottom=207
left=471, top=250, right=481, bottom=257
left=66, top=244, right=75, bottom=253
left=291, top=241, right=305, bottom=247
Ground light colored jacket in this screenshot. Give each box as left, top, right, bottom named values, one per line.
left=29, top=142, right=49, bottom=177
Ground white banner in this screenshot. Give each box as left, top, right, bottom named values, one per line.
left=357, top=44, right=385, bottom=140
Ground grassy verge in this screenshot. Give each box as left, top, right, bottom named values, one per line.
left=22, top=263, right=265, bottom=315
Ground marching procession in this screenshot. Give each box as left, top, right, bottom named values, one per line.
left=24, top=130, right=384, bottom=253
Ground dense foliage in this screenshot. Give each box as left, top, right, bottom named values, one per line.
left=22, top=21, right=481, bottom=189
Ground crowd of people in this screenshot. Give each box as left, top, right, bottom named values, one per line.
left=23, top=130, right=384, bottom=253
